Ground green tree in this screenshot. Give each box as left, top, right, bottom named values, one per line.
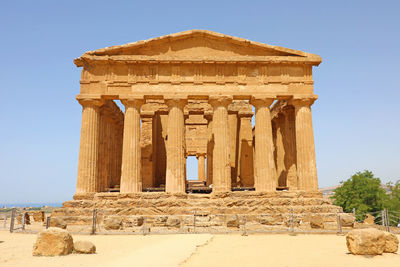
left=385, top=181, right=400, bottom=210
left=385, top=181, right=400, bottom=226
left=331, top=170, right=387, bottom=221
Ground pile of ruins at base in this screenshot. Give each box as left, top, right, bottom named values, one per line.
left=52, top=30, right=347, bottom=232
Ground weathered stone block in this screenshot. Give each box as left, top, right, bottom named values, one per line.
left=74, top=241, right=96, bottom=254
left=346, top=228, right=385, bottom=255
left=383, top=232, right=399, bottom=253
left=339, top=213, right=355, bottom=227
left=33, top=228, right=73, bottom=256
left=103, top=217, right=122, bottom=230
left=50, top=217, right=67, bottom=229
left=226, top=215, right=240, bottom=228
left=166, top=218, right=181, bottom=227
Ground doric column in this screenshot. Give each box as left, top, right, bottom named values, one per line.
left=165, top=97, right=187, bottom=193
left=114, top=120, right=124, bottom=188
left=237, top=110, right=254, bottom=187
left=205, top=112, right=214, bottom=187
left=76, top=98, right=104, bottom=194
left=209, top=95, right=232, bottom=192
left=290, top=97, right=318, bottom=190
left=250, top=96, right=277, bottom=192
left=120, top=97, right=144, bottom=193
left=196, top=153, right=206, bottom=181
left=283, top=106, right=298, bottom=190
left=141, top=111, right=155, bottom=188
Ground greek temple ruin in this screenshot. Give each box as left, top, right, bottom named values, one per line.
left=53, top=30, right=344, bottom=231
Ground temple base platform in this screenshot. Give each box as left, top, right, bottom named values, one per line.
left=51, top=191, right=354, bottom=233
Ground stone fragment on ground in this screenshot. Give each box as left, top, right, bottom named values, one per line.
left=383, top=231, right=399, bottom=253
left=33, top=227, right=73, bottom=256
left=104, top=217, right=122, bottom=230
left=346, top=228, right=387, bottom=255
left=309, top=215, right=324, bottom=229
left=32, top=211, right=45, bottom=222
left=363, top=214, right=375, bottom=225
left=50, top=217, right=67, bottom=229
left=339, top=213, right=355, bottom=227
left=74, top=240, right=96, bottom=254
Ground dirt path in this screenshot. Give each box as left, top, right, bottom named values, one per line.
left=0, top=230, right=399, bottom=267
left=181, top=234, right=400, bottom=267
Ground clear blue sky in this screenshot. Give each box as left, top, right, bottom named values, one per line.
left=1, top=0, right=399, bottom=204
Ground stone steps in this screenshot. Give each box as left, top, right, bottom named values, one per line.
left=51, top=191, right=346, bottom=231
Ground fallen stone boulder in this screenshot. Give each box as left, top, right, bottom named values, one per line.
left=166, top=218, right=180, bottom=228
left=383, top=232, right=399, bottom=253
left=74, top=240, right=96, bottom=254
left=363, top=214, right=375, bottom=225
left=226, top=215, right=239, bottom=228
left=339, top=213, right=355, bottom=227
left=33, top=227, right=73, bottom=256
left=32, top=211, right=45, bottom=222
left=50, top=217, right=67, bottom=229
left=309, top=215, right=324, bottom=229
left=104, top=217, right=122, bottom=230
left=346, top=228, right=385, bottom=255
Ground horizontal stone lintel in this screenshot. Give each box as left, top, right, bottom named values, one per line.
left=76, top=93, right=317, bottom=102
left=77, top=55, right=321, bottom=65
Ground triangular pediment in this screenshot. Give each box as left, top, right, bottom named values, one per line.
left=75, top=30, right=321, bottom=65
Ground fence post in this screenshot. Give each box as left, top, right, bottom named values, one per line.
left=337, top=213, right=342, bottom=234
left=352, top=208, right=356, bottom=218
left=142, top=217, right=148, bottom=235
left=290, top=208, right=294, bottom=233
left=10, top=208, right=16, bottom=233
left=242, top=215, right=247, bottom=236
left=46, top=216, right=50, bottom=229
left=3, top=214, right=6, bottom=228
left=385, top=209, right=390, bottom=232
left=193, top=210, right=196, bottom=234
left=382, top=210, right=385, bottom=226
left=91, top=209, right=97, bottom=235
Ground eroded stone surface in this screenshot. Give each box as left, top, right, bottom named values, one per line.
left=346, top=228, right=385, bottom=255
left=50, top=217, right=67, bottom=229
left=33, top=228, right=73, bottom=256
left=74, top=241, right=96, bottom=254
left=63, top=31, right=329, bottom=229
left=383, top=232, right=399, bottom=253
left=104, top=217, right=122, bottom=230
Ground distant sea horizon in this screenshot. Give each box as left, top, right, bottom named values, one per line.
left=0, top=202, right=63, bottom=208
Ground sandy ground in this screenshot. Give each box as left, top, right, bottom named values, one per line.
left=0, top=230, right=399, bottom=267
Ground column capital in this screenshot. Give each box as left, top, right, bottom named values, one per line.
left=77, top=97, right=104, bottom=108
left=121, top=97, right=145, bottom=108
left=250, top=96, right=275, bottom=107
left=209, top=95, right=233, bottom=107
left=289, top=96, right=318, bottom=107
left=196, top=152, right=206, bottom=159
left=238, top=110, right=254, bottom=118
left=165, top=97, right=188, bottom=109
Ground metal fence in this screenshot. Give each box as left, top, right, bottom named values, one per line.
left=3, top=208, right=400, bottom=235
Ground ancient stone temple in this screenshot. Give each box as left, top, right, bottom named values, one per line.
left=53, top=30, right=343, bottom=231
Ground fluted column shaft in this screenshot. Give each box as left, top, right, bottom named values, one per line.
left=120, top=98, right=144, bottom=193
left=76, top=98, right=103, bottom=194
left=205, top=114, right=214, bottom=187
left=291, top=98, right=318, bottom=190
left=209, top=96, right=232, bottom=192
left=165, top=98, right=187, bottom=193
left=250, top=97, right=276, bottom=192
left=197, top=153, right=206, bottom=181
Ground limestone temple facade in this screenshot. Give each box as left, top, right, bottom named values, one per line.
left=53, top=30, right=344, bottom=231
